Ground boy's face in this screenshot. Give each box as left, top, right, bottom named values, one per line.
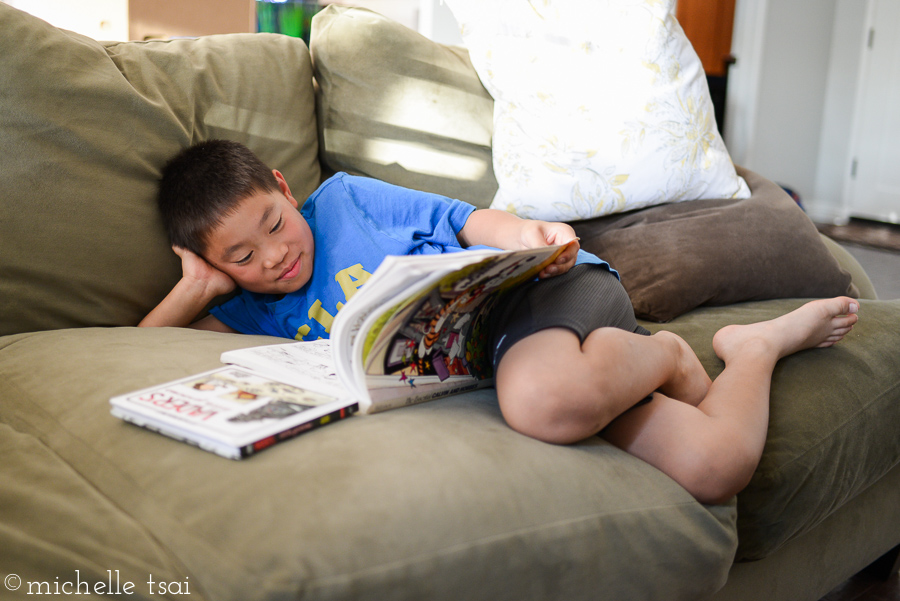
left=204, top=170, right=315, bottom=295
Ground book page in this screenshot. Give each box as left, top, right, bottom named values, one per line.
left=359, top=243, right=571, bottom=387
left=330, top=249, right=504, bottom=400
left=220, top=339, right=346, bottom=398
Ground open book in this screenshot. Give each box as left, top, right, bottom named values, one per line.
left=111, top=242, right=572, bottom=457
left=220, top=242, right=575, bottom=414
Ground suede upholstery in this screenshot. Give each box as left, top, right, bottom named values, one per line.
left=1, top=326, right=737, bottom=601
left=572, top=168, right=858, bottom=322
left=642, top=299, right=900, bottom=560
left=0, top=7, right=320, bottom=336
left=312, top=6, right=497, bottom=208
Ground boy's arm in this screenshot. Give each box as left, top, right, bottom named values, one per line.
left=457, top=209, right=580, bottom=278
left=138, top=246, right=238, bottom=333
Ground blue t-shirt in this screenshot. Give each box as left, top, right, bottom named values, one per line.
left=211, top=173, right=611, bottom=339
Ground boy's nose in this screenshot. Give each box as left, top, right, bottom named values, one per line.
left=264, top=243, right=289, bottom=269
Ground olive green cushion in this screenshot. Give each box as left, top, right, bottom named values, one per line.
left=820, top=235, right=878, bottom=300
left=0, top=3, right=320, bottom=336
left=311, top=5, right=498, bottom=209
left=641, top=298, right=900, bottom=560
left=0, top=326, right=736, bottom=601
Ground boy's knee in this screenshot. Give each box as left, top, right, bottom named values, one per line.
left=496, top=360, right=612, bottom=445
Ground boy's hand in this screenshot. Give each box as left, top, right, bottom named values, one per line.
left=519, top=220, right=580, bottom=279
left=457, top=209, right=580, bottom=278
left=138, top=246, right=237, bottom=330
left=173, top=245, right=236, bottom=298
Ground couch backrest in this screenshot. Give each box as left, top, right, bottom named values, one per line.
left=311, top=5, right=498, bottom=209
left=0, top=3, right=320, bottom=336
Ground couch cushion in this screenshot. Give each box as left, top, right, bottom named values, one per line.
left=819, top=235, right=878, bottom=300
left=574, top=167, right=858, bottom=322
left=0, top=3, right=320, bottom=336
left=0, top=326, right=736, bottom=601
left=0, top=423, right=189, bottom=593
left=640, top=298, right=900, bottom=560
left=311, top=5, right=498, bottom=209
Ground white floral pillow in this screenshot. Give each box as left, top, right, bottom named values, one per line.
left=444, top=0, right=750, bottom=220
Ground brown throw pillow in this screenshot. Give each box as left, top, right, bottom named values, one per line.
left=572, top=167, right=858, bottom=322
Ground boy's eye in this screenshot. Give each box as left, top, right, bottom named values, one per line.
left=236, top=252, right=253, bottom=265
left=270, top=216, right=283, bottom=234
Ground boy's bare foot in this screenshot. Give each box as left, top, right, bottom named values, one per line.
left=712, top=297, right=859, bottom=364
left=656, top=330, right=712, bottom=406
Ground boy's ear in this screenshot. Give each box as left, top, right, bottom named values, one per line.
left=272, top=169, right=298, bottom=208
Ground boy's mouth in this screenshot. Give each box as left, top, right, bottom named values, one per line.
left=277, top=256, right=301, bottom=281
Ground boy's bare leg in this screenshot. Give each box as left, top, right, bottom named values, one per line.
left=495, top=297, right=859, bottom=504
left=495, top=326, right=710, bottom=444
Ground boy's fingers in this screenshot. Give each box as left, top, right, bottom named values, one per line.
left=540, top=255, right=577, bottom=279
left=172, top=245, right=198, bottom=260
left=557, top=244, right=578, bottom=264
left=173, top=245, right=203, bottom=261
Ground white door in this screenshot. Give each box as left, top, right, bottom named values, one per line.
left=846, top=0, right=900, bottom=224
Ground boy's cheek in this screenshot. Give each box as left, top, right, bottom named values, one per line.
left=221, top=267, right=255, bottom=290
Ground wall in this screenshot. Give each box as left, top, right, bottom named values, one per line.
left=418, top=0, right=461, bottom=45
left=732, top=0, right=836, bottom=199
left=4, top=0, right=129, bottom=41
left=321, top=0, right=419, bottom=30
left=727, top=0, right=870, bottom=222
left=129, top=0, right=253, bottom=40
left=812, top=0, right=868, bottom=222
left=3, top=0, right=254, bottom=40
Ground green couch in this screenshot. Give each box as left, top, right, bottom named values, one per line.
left=1, top=4, right=898, bottom=601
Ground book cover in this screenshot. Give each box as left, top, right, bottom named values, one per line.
left=110, top=366, right=357, bottom=459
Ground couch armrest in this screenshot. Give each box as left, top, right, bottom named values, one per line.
left=819, top=234, right=878, bottom=300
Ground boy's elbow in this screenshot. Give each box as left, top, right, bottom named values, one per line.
left=136, top=314, right=167, bottom=328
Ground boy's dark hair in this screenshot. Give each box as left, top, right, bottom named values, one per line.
left=158, top=139, right=279, bottom=255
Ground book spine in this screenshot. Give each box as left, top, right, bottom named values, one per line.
left=112, top=409, right=241, bottom=460
left=239, top=403, right=359, bottom=457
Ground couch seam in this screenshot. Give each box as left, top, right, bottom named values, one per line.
left=763, top=378, right=900, bottom=476
left=305, top=500, right=733, bottom=592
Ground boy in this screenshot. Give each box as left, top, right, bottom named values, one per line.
left=141, top=140, right=859, bottom=504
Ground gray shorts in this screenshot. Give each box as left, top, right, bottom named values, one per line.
left=488, top=264, right=650, bottom=370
